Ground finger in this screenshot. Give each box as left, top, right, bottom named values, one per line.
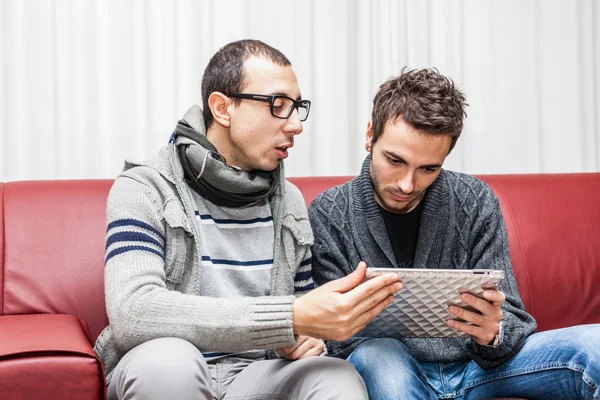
left=278, top=335, right=309, bottom=356
left=446, top=319, right=498, bottom=345
left=482, top=289, right=506, bottom=306
left=319, top=261, right=367, bottom=293
left=287, top=338, right=324, bottom=360
left=347, top=276, right=403, bottom=316
left=448, top=304, right=487, bottom=327
left=461, top=293, right=503, bottom=322
left=296, top=344, right=325, bottom=359
left=275, top=347, right=289, bottom=357
left=348, top=294, right=396, bottom=336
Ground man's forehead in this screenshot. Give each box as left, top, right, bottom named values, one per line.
left=379, top=122, right=451, bottom=165
left=242, top=57, right=301, bottom=97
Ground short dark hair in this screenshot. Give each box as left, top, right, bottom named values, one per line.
left=371, top=68, right=468, bottom=152
left=201, top=39, right=292, bottom=129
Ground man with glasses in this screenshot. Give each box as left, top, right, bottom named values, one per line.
left=95, top=39, right=401, bottom=400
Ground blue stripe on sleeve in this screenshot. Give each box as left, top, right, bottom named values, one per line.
left=106, top=231, right=164, bottom=251
left=299, top=257, right=312, bottom=267
left=295, top=282, right=316, bottom=292
left=105, top=245, right=165, bottom=263
left=107, top=219, right=166, bottom=242
left=294, top=270, right=313, bottom=282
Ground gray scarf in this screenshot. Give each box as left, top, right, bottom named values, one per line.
left=174, top=108, right=282, bottom=208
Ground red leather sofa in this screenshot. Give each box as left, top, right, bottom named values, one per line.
left=1, top=174, right=599, bottom=399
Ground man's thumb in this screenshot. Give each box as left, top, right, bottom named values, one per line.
left=323, top=261, right=367, bottom=293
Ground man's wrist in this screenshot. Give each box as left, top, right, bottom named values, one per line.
left=291, top=297, right=305, bottom=337
left=486, top=321, right=504, bottom=347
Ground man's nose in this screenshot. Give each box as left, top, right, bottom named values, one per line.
left=283, top=108, right=303, bottom=135
left=397, top=172, right=415, bottom=194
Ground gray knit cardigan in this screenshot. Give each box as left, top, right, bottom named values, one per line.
left=94, top=140, right=313, bottom=380
left=308, top=157, right=537, bottom=370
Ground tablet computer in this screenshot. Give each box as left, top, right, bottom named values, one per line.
left=356, top=268, right=505, bottom=339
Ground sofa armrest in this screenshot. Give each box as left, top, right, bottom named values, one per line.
left=0, top=314, right=106, bottom=400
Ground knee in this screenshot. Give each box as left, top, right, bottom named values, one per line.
left=325, top=357, right=365, bottom=382
left=558, top=325, right=600, bottom=359
left=302, top=357, right=368, bottom=398
left=531, top=325, right=600, bottom=365
left=348, top=338, right=413, bottom=370
left=121, top=337, right=209, bottom=384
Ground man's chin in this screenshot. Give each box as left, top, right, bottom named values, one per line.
left=254, top=159, right=281, bottom=172
left=382, top=198, right=415, bottom=214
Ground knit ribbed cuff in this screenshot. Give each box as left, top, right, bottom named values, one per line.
left=248, top=296, right=295, bottom=349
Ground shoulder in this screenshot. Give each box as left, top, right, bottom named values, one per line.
left=280, top=180, right=311, bottom=224
left=109, top=154, right=180, bottom=216
left=115, top=145, right=179, bottom=194
left=436, top=170, right=501, bottom=221
left=119, top=145, right=174, bottom=182
left=308, top=180, right=352, bottom=216
left=113, top=166, right=166, bottom=204
left=283, top=179, right=305, bottom=202
left=280, top=180, right=314, bottom=244
left=439, top=170, right=496, bottom=203
left=306, top=180, right=355, bottom=237
left=281, top=180, right=309, bottom=215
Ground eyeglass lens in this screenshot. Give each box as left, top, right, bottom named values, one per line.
left=272, top=97, right=309, bottom=121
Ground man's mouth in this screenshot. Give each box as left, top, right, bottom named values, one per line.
left=389, top=192, right=413, bottom=202
left=275, top=144, right=293, bottom=159
left=275, top=148, right=289, bottom=159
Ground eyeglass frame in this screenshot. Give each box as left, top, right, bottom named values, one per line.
left=226, top=93, right=311, bottom=122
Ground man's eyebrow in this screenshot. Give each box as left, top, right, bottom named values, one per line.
left=422, top=162, right=443, bottom=169
left=384, top=150, right=443, bottom=168
left=384, top=151, right=407, bottom=163
left=272, top=91, right=302, bottom=100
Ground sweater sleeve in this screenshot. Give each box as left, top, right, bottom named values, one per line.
left=104, top=174, right=296, bottom=355
left=466, top=188, right=537, bottom=369
left=308, top=192, right=367, bottom=358
left=308, top=196, right=355, bottom=285
left=293, top=249, right=316, bottom=296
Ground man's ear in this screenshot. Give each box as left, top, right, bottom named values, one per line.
left=365, top=120, right=374, bottom=152
left=208, top=92, right=232, bottom=128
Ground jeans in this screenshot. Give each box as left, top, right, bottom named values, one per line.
left=347, top=324, right=600, bottom=399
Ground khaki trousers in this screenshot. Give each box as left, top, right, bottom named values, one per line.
left=107, top=337, right=368, bottom=400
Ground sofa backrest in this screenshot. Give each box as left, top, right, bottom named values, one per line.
left=479, top=173, right=600, bottom=332
left=1, top=180, right=113, bottom=343
left=1, top=173, right=599, bottom=343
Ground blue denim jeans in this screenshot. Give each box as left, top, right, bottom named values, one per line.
left=347, top=324, right=600, bottom=399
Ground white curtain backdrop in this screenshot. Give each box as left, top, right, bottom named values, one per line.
left=1, top=0, right=599, bottom=181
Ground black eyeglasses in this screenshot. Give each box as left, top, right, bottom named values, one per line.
left=227, top=93, right=311, bottom=122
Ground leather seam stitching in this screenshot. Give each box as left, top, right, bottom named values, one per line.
left=487, top=181, right=534, bottom=316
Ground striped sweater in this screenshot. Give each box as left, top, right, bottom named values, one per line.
left=188, top=187, right=312, bottom=361
left=94, top=142, right=315, bottom=381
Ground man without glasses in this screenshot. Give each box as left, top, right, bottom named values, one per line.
left=309, top=67, right=600, bottom=399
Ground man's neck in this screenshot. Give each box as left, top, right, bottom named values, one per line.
left=205, top=126, right=233, bottom=166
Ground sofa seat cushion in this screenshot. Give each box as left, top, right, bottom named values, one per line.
left=0, top=314, right=105, bottom=400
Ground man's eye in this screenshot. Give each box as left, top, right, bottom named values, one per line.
left=423, top=167, right=438, bottom=173
left=387, top=157, right=400, bottom=165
